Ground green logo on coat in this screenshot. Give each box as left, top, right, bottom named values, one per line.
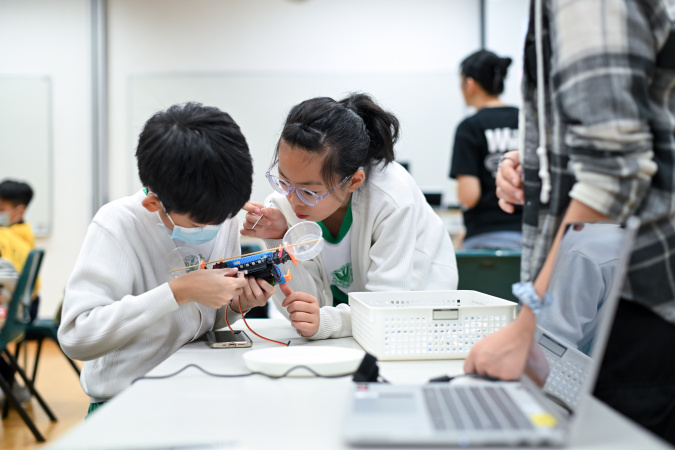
left=331, top=263, right=353, bottom=289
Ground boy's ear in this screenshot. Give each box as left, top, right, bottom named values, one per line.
left=141, top=192, right=161, bottom=213
left=14, top=204, right=26, bottom=220
left=346, top=169, right=366, bottom=193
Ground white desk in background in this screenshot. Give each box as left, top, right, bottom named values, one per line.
left=48, top=319, right=670, bottom=450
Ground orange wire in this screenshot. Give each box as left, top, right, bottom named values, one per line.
left=223, top=296, right=290, bottom=346
left=223, top=304, right=236, bottom=333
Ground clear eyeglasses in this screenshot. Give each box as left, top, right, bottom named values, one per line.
left=265, top=160, right=352, bottom=207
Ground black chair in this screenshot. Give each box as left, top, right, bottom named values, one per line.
left=455, top=249, right=521, bottom=302
left=0, top=249, right=56, bottom=442
left=15, top=300, right=80, bottom=384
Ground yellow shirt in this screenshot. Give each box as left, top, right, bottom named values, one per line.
left=0, top=227, right=40, bottom=296
left=9, top=222, right=35, bottom=248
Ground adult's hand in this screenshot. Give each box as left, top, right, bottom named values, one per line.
left=496, top=151, right=524, bottom=213
left=463, top=308, right=536, bottom=380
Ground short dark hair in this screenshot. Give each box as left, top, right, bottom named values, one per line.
left=460, top=50, right=512, bottom=96
left=0, top=180, right=33, bottom=207
left=276, top=93, right=399, bottom=187
left=136, top=102, right=253, bottom=224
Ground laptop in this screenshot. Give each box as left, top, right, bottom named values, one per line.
left=344, top=217, right=640, bottom=447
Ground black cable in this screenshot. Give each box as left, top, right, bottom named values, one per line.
left=428, top=373, right=502, bottom=383
left=131, top=363, right=354, bottom=385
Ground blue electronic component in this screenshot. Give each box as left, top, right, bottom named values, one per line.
left=213, top=248, right=293, bottom=285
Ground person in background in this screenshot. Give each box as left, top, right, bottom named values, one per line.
left=241, top=93, right=458, bottom=339
left=449, top=50, right=522, bottom=250
left=0, top=180, right=35, bottom=248
left=59, top=102, right=273, bottom=414
left=0, top=228, right=32, bottom=405
left=0, top=180, right=40, bottom=321
left=464, top=0, right=675, bottom=443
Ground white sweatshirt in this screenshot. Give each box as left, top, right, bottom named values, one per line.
left=58, top=190, right=243, bottom=402
left=265, top=162, right=459, bottom=339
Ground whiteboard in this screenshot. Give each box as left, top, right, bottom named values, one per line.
left=0, top=77, right=52, bottom=236
left=129, top=72, right=466, bottom=207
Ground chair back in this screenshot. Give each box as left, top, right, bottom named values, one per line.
left=455, top=249, right=520, bottom=302
left=0, top=249, right=44, bottom=346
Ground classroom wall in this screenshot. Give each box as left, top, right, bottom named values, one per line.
left=485, top=0, right=530, bottom=109
left=0, top=0, right=92, bottom=319
left=107, top=0, right=481, bottom=207
left=0, top=0, right=529, bottom=320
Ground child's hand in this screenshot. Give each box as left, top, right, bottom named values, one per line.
left=279, top=283, right=319, bottom=337
left=240, top=201, right=288, bottom=240
left=169, top=268, right=247, bottom=309
left=231, top=274, right=275, bottom=313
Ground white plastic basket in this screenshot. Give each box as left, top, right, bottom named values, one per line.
left=349, top=290, right=517, bottom=361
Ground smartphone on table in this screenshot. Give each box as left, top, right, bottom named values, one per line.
left=205, top=330, right=253, bottom=348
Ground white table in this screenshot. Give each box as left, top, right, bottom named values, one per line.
left=48, top=319, right=670, bottom=450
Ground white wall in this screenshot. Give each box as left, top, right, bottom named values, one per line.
left=0, top=0, right=530, bottom=320
left=485, top=0, right=531, bottom=108
left=107, top=0, right=482, bottom=208
left=0, top=0, right=92, bottom=319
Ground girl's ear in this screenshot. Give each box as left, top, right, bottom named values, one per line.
left=346, top=168, right=366, bottom=193
left=464, top=77, right=479, bottom=97
left=142, top=192, right=161, bottom=213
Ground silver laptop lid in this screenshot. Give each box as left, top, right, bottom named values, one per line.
left=534, top=217, right=640, bottom=432
left=343, top=218, right=640, bottom=447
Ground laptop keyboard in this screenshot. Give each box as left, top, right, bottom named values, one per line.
left=423, top=385, right=534, bottom=431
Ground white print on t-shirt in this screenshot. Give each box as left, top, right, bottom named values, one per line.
left=484, top=127, right=519, bottom=175
left=484, top=127, right=519, bottom=153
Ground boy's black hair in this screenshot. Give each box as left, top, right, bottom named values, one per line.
left=0, top=180, right=34, bottom=207
left=460, top=49, right=512, bottom=96
left=275, top=93, right=399, bottom=188
left=136, top=102, right=253, bottom=224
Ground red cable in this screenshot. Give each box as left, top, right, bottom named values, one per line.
left=223, top=297, right=289, bottom=346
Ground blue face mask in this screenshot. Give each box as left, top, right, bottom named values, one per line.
left=159, top=202, right=221, bottom=245
left=0, top=213, right=10, bottom=227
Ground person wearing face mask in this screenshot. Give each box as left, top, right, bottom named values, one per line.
left=0, top=180, right=35, bottom=248
left=0, top=180, right=41, bottom=322
left=241, top=94, right=459, bottom=339
left=59, top=102, right=273, bottom=413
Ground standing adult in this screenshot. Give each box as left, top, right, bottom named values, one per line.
left=450, top=50, right=522, bottom=250
left=465, top=0, right=675, bottom=443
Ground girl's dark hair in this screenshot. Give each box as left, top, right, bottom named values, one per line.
left=276, top=93, right=399, bottom=187
left=460, top=50, right=512, bottom=96
left=136, top=102, right=253, bottom=224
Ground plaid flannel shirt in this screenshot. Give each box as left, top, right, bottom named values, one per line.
left=521, top=0, right=675, bottom=324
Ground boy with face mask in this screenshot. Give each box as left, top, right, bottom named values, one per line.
left=59, top=102, right=273, bottom=413
left=0, top=180, right=35, bottom=248
left=0, top=180, right=41, bottom=322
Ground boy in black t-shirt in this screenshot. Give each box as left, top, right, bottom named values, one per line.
left=449, top=50, right=523, bottom=250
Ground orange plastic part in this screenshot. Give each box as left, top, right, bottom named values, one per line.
left=284, top=241, right=299, bottom=267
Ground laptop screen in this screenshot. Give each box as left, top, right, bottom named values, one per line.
left=533, top=217, right=639, bottom=413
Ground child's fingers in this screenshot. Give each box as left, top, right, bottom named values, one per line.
left=212, top=268, right=239, bottom=277
left=279, top=283, right=294, bottom=298
left=246, top=276, right=264, bottom=297
left=242, top=201, right=264, bottom=215
left=257, top=279, right=275, bottom=295
left=285, top=299, right=316, bottom=314
left=289, top=311, right=316, bottom=323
